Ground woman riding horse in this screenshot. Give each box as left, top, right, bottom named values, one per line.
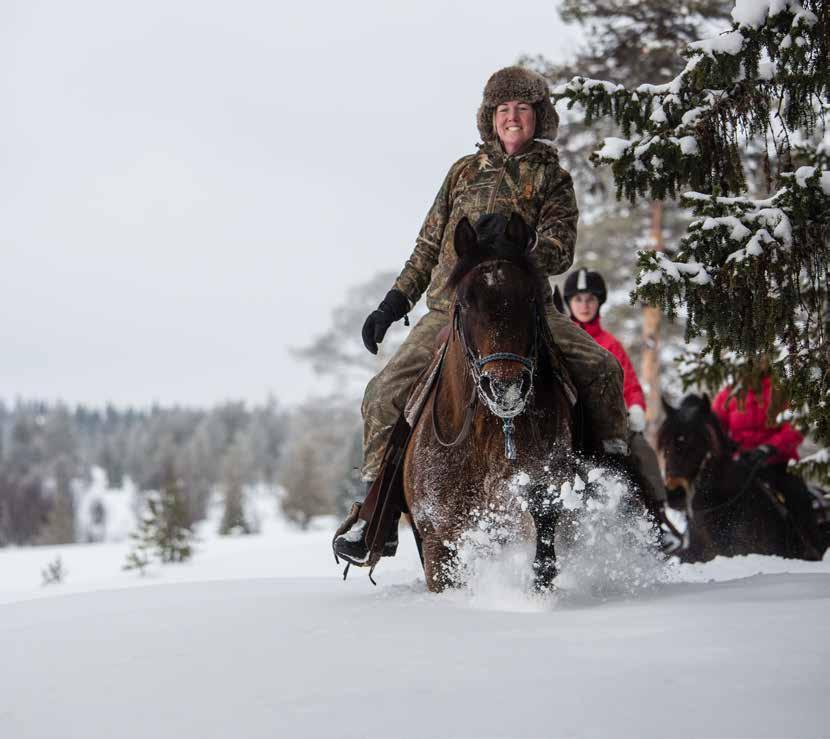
left=660, top=390, right=826, bottom=561
left=404, top=212, right=579, bottom=590
left=563, top=268, right=667, bottom=511
left=712, top=374, right=822, bottom=550
left=334, top=66, right=637, bottom=567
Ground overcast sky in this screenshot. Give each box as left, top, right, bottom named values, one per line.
left=2, top=0, right=576, bottom=409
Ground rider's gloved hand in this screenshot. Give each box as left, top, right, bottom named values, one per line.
left=361, top=289, right=410, bottom=355
left=739, top=444, right=776, bottom=468
left=628, top=404, right=646, bottom=433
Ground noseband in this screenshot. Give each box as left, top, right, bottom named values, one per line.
left=455, top=299, right=539, bottom=415
left=432, top=263, right=541, bottom=460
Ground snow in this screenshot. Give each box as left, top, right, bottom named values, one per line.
left=732, top=0, right=788, bottom=28
left=731, top=0, right=817, bottom=30
left=1, top=501, right=829, bottom=738
left=799, top=168, right=830, bottom=196
left=689, top=29, right=746, bottom=57
left=681, top=106, right=708, bottom=127
left=644, top=253, right=712, bottom=286
left=596, top=137, right=632, bottom=161
left=689, top=266, right=713, bottom=285
left=801, top=447, right=830, bottom=465
left=795, top=165, right=817, bottom=187
left=678, top=135, right=700, bottom=156
left=701, top=216, right=752, bottom=241
left=649, top=98, right=667, bottom=124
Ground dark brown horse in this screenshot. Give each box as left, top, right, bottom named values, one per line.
left=402, top=213, right=575, bottom=592
left=658, top=393, right=825, bottom=562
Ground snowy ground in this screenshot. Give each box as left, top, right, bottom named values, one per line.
left=1, top=496, right=829, bottom=739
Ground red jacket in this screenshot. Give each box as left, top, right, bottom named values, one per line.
left=571, top=316, right=646, bottom=410
left=712, top=377, right=803, bottom=464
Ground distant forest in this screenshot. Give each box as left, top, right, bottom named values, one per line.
left=0, top=397, right=362, bottom=546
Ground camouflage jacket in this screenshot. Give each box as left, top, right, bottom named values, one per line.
left=393, top=140, right=578, bottom=312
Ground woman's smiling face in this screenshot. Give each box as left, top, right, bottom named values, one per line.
left=494, top=100, right=535, bottom=154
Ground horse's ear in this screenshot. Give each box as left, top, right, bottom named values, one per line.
left=552, top=285, right=566, bottom=315
left=661, top=394, right=676, bottom=417
left=701, top=393, right=711, bottom=412
left=454, top=217, right=478, bottom=260
left=505, top=212, right=531, bottom=252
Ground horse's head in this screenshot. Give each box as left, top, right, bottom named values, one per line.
left=448, top=213, right=541, bottom=418
left=657, top=393, right=728, bottom=511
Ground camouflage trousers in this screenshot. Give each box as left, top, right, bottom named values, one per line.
left=360, top=307, right=629, bottom=482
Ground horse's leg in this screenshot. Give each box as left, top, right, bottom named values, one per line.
left=530, top=504, right=559, bottom=591
left=421, top=536, right=459, bottom=592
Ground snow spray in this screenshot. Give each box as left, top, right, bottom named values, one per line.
left=439, top=463, right=670, bottom=608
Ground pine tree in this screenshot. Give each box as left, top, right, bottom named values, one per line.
left=556, top=0, right=829, bottom=474
left=124, top=468, right=194, bottom=571
left=218, top=438, right=252, bottom=535
left=524, top=0, right=733, bottom=439
left=280, top=431, right=335, bottom=529
left=41, top=556, right=68, bottom=586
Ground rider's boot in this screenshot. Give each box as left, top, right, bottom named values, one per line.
left=332, top=483, right=399, bottom=566
left=628, top=431, right=668, bottom=509
left=612, top=432, right=681, bottom=552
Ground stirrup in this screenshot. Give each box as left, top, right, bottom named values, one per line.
left=332, top=502, right=370, bottom=567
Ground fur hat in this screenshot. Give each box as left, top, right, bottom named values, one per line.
left=477, top=66, right=559, bottom=143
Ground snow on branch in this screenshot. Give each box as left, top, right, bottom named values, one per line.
left=553, top=0, right=827, bottom=203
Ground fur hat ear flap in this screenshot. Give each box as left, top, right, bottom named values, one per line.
left=454, top=217, right=478, bottom=260
left=477, top=66, right=559, bottom=143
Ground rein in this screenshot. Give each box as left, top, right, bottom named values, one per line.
left=688, top=434, right=770, bottom=516
left=692, top=454, right=762, bottom=515
left=431, top=338, right=478, bottom=448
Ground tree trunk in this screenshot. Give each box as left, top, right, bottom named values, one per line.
left=641, top=200, right=664, bottom=446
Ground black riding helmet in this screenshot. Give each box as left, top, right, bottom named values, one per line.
left=563, top=268, right=607, bottom=307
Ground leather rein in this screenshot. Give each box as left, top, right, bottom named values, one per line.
left=685, top=425, right=779, bottom=517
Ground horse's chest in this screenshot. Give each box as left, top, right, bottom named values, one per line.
left=409, top=427, right=543, bottom=538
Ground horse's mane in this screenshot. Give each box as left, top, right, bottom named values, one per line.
left=448, top=215, right=540, bottom=292
left=658, top=394, right=734, bottom=457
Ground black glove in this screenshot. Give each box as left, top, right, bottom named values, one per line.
left=739, top=445, right=776, bottom=469
left=361, top=289, right=410, bottom=355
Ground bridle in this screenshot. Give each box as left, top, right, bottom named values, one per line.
left=432, top=261, right=541, bottom=460
left=667, top=422, right=759, bottom=517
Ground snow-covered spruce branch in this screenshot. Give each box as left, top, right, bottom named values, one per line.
left=634, top=165, right=827, bottom=289
left=553, top=0, right=827, bottom=203
left=794, top=447, right=830, bottom=482
left=634, top=166, right=830, bottom=453
left=633, top=166, right=829, bottom=330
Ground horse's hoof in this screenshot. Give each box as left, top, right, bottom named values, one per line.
left=533, top=567, right=558, bottom=594
left=533, top=580, right=557, bottom=595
